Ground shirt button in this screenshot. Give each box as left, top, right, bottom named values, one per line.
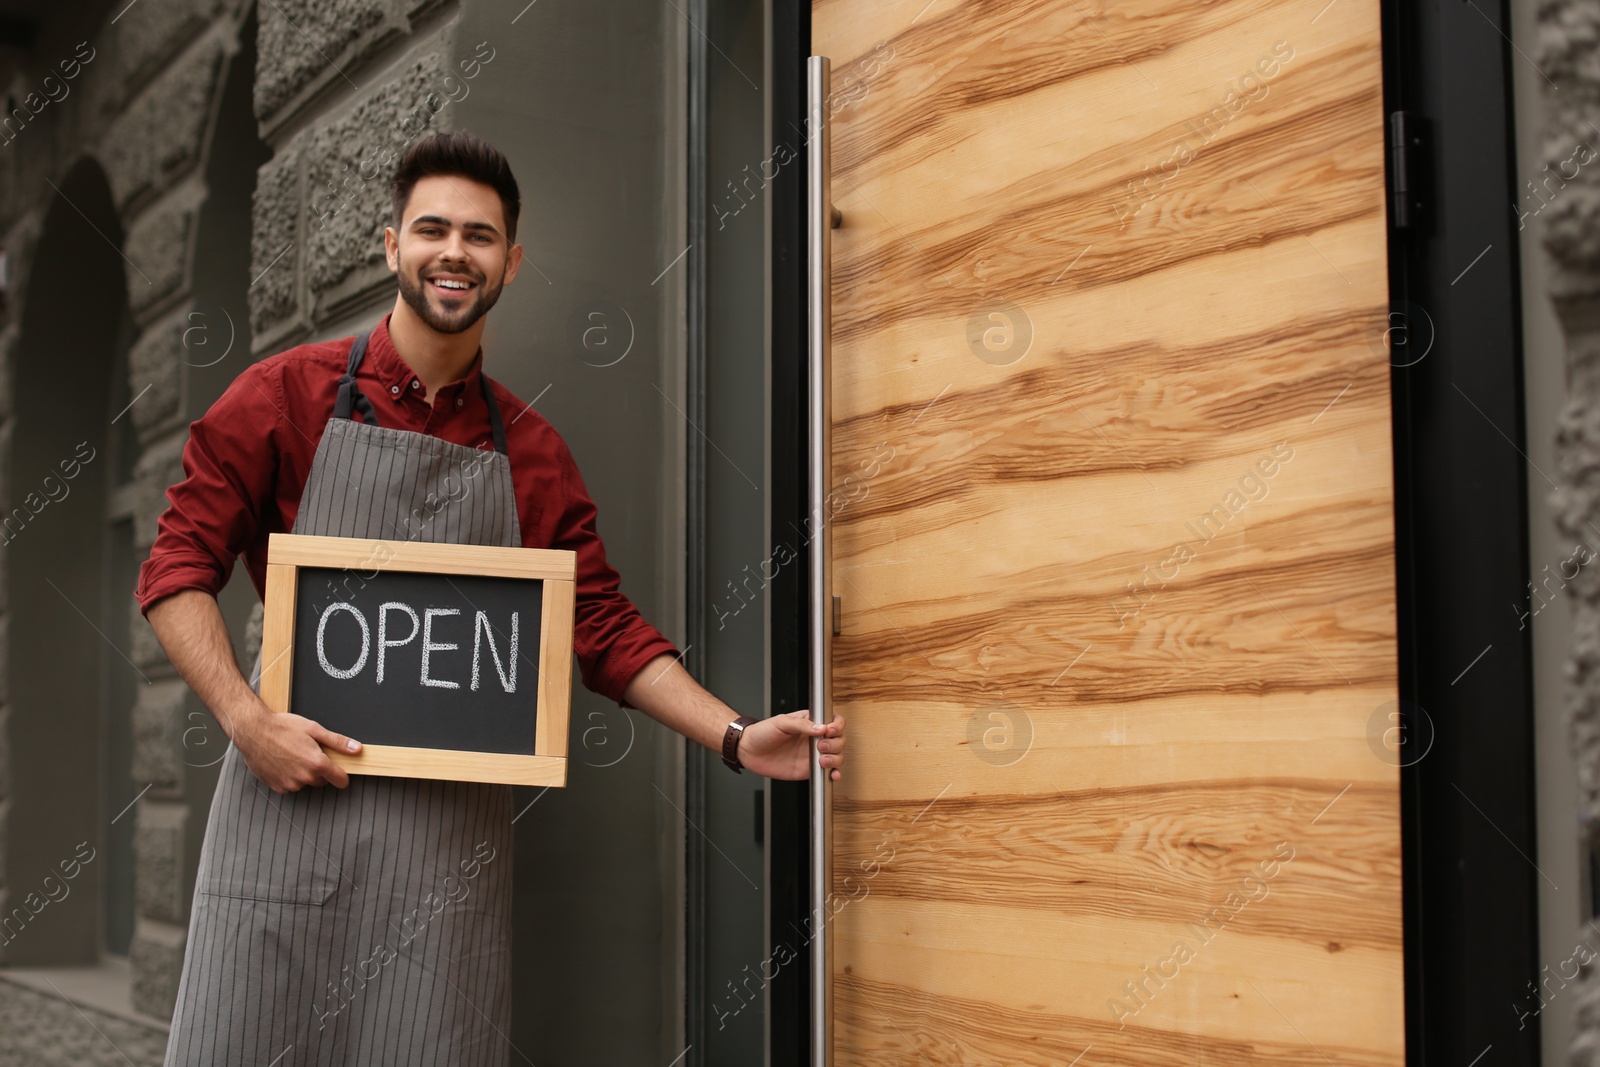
left=389, top=384, right=400, bottom=395
left=411, top=379, right=421, bottom=390
left=456, top=397, right=465, bottom=409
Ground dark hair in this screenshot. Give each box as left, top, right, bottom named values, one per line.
left=390, top=130, right=521, bottom=242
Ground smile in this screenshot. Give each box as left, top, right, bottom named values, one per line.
left=429, top=277, right=477, bottom=293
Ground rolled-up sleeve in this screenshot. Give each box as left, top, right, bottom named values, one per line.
left=549, top=439, right=679, bottom=707
left=135, top=361, right=282, bottom=615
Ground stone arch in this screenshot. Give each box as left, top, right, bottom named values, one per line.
left=3, top=154, right=126, bottom=966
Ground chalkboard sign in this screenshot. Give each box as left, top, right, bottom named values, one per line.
left=260, top=533, right=576, bottom=786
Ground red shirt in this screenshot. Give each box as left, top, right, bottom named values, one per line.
left=135, top=315, right=678, bottom=707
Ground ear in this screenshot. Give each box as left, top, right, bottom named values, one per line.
left=384, top=226, right=400, bottom=274
left=501, top=241, right=525, bottom=285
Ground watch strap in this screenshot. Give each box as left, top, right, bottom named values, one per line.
left=721, top=715, right=759, bottom=773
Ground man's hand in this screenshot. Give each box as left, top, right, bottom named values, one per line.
left=621, top=654, right=848, bottom=781
left=735, top=709, right=846, bottom=782
left=227, top=701, right=362, bottom=794
left=146, top=589, right=362, bottom=794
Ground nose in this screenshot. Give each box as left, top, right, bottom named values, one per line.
left=439, top=229, right=470, bottom=264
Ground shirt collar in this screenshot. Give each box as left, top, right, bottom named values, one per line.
left=368, top=313, right=484, bottom=400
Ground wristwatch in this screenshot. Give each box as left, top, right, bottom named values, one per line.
left=721, top=715, right=759, bottom=773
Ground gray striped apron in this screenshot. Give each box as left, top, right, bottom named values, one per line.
left=165, top=330, right=520, bottom=1066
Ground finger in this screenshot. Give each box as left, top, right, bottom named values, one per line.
left=320, top=758, right=351, bottom=790
left=313, top=725, right=362, bottom=755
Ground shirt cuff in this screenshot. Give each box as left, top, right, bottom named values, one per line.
left=135, top=560, right=227, bottom=616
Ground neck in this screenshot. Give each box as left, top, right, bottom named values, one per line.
left=387, top=295, right=485, bottom=401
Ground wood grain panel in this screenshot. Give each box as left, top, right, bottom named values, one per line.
left=831, top=781, right=1399, bottom=951
left=822, top=692, right=1399, bottom=803
left=815, top=0, right=1399, bottom=1061
left=833, top=970, right=1399, bottom=1066
left=828, top=898, right=1401, bottom=1046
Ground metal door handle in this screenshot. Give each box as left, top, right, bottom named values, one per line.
left=806, top=52, right=834, bottom=1067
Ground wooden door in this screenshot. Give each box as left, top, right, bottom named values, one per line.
left=813, top=0, right=1400, bottom=1062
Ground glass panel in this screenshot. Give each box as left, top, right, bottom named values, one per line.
left=699, top=0, right=773, bottom=1062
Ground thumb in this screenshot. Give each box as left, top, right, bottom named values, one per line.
left=312, top=724, right=362, bottom=754
left=773, top=709, right=821, bottom=736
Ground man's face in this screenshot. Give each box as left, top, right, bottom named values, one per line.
left=384, top=174, right=523, bottom=334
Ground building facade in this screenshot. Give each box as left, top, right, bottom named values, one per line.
left=0, top=0, right=1594, bottom=1063
left=0, top=0, right=784, bottom=1062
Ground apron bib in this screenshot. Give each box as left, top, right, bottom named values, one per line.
left=165, top=331, right=521, bottom=1067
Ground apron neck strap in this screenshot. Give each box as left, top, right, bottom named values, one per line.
left=334, top=328, right=511, bottom=457
left=481, top=372, right=510, bottom=456
left=334, top=330, right=378, bottom=425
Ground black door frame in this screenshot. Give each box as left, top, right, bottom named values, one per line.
left=764, top=1, right=1541, bottom=1062
left=1383, top=0, right=1541, bottom=1060
left=765, top=1, right=814, bottom=1063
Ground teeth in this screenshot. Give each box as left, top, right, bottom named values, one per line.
left=434, top=279, right=470, bottom=290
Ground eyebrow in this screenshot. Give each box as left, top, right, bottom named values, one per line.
left=409, top=214, right=502, bottom=235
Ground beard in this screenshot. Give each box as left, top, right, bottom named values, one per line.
left=396, top=260, right=505, bottom=335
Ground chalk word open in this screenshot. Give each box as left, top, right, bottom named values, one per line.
left=315, top=601, right=520, bottom=692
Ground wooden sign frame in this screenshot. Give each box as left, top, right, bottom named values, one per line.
left=260, top=532, right=576, bottom=787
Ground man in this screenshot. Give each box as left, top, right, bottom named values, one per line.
left=137, top=130, right=845, bottom=1065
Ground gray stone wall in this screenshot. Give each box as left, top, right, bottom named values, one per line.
left=0, top=0, right=464, bottom=1056
left=1538, top=0, right=1600, bottom=1061
left=0, top=2, right=265, bottom=1062
left=3, top=0, right=688, bottom=1059
left=109, top=3, right=249, bottom=1023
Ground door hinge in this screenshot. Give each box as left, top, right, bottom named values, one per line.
left=1388, top=110, right=1429, bottom=231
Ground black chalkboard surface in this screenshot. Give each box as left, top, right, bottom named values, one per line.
left=291, top=566, right=544, bottom=755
